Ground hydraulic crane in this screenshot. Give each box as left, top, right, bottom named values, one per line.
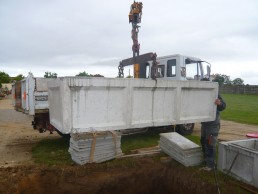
left=129, top=1, right=142, bottom=78
left=129, top=1, right=142, bottom=58
left=118, top=1, right=158, bottom=79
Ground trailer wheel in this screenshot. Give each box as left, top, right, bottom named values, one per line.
left=176, top=123, right=194, bottom=136
left=39, top=128, right=46, bottom=133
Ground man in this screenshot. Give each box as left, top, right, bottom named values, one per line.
left=201, top=94, right=226, bottom=171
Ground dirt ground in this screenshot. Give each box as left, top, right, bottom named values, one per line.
left=193, top=121, right=258, bottom=142
left=0, top=95, right=258, bottom=194
left=0, top=96, right=59, bottom=167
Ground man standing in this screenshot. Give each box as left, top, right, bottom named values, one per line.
left=201, top=95, right=226, bottom=171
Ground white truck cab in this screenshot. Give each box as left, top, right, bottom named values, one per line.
left=139, top=54, right=211, bottom=81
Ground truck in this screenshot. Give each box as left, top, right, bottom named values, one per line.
left=117, top=52, right=212, bottom=135
left=47, top=76, right=217, bottom=135
left=13, top=53, right=214, bottom=135
left=47, top=53, right=217, bottom=135
left=12, top=53, right=215, bottom=136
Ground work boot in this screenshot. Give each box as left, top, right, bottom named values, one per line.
left=200, top=166, right=213, bottom=172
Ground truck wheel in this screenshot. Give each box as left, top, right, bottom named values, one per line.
left=176, top=123, right=194, bottom=136
left=39, top=128, right=46, bottom=133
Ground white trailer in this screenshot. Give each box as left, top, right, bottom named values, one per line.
left=19, top=73, right=54, bottom=132
left=48, top=77, right=218, bottom=134
left=20, top=73, right=50, bottom=115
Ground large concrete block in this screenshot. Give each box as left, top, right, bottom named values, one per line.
left=218, top=139, right=258, bottom=188
left=48, top=77, right=218, bottom=134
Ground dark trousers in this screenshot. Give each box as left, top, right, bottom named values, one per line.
left=200, top=124, right=220, bottom=168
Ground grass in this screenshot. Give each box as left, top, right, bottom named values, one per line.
left=221, top=94, right=258, bottom=125
left=121, top=129, right=161, bottom=154
left=185, top=135, right=201, bottom=145
left=32, top=137, right=72, bottom=165
left=32, top=128, right=198, bottom=165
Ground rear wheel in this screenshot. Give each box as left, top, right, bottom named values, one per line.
left=176, top=123, right=194, bottom=136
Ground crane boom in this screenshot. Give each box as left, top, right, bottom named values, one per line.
left=129, top=1, right=143, bottom=57
left=118, top=1, right=158, bottom=79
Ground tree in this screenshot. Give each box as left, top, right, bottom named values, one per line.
left=76, top=71, right=90, bottom=77
left=213, top=74, right=232, bottom=85
left=44, top=71, right=57, bottom=78
left=0, top=71, right=11, bottom=83
left=0, top=71, right=11, bottom=88
left=213, top=74, right=225, bottom=86
left=13, top=74, right=25, bottom=81
left=232, top=78, right=244, bottom=85
left=92, top=74, right=104, bottom=77
left=76, top=71, right=104, bottom=77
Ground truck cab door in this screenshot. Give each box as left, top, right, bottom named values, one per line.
left=156, top=56, right=180, bottom=80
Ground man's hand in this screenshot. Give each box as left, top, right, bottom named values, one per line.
left=215, top=99, right=221, bottom=106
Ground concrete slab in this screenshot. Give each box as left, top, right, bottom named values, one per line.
left=159, top=132, right=202, bottom=167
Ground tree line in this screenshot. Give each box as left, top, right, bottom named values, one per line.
left=213, top=74, right=244, bottom=86
left=0, top=71, right=246, bottom=89
left=0, top=71, right=104, bottom=88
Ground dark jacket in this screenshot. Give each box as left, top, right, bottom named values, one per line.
left=201, top=95, right=226, bottom=128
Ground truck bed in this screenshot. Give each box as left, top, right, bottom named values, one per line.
left=48, top=77, right=218, bottom=134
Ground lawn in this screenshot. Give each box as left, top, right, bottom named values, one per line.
left=32, top=138, right=72, bottom=165
left=32, top=128, right=201, bottom=165
left=220, top=93, right=258, bottom=125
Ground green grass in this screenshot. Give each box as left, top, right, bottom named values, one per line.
left=31, top=128, right=201, bottom=165
left=221, top=94, right=258, bottom=125
left=121, top=128, right=202, bottom=154
left=32, top=129, right=200, bottom=165
left=185, top=135, right=201, bottom=145
left=121, top=129, right=161, bottom=154
left=32, top=137, right=72, bottom=165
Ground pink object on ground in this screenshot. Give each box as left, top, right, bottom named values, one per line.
left=246, top=133, right=258, bottom=138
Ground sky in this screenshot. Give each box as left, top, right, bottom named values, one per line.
left=0, top=0, right=258, bottom=84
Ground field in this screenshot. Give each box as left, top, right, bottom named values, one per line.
left=221, top=94, right=258, bottom=125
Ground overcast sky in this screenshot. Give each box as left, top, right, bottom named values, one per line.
left=0, top=0, right=257, bottom=84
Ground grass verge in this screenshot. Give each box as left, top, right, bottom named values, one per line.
left=32, top=137, right=72, bottom=165
left=221, top=94, right=258, bottom=125
left=32, top=129, right=201, bottom=165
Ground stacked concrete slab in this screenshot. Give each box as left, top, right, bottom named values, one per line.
left=69, top=131, right=123, bottom=165
left=159, top=132, right=203, bottom=167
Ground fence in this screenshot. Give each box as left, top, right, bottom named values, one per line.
left=221, top=84, right=258, bottom=94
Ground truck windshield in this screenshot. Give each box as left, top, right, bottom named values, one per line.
left=185, top=61, right=202, bottom=80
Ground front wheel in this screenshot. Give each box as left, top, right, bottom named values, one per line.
left=176, top=123, right=194, bottom=136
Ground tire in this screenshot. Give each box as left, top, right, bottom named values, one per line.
left=176, top=123, right=194, bottom=136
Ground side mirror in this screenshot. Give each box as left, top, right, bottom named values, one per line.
left=207, top=65, right=211, bottom=78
